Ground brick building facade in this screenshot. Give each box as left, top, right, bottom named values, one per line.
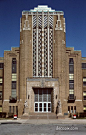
left=0, top=5, right=86, bottom=117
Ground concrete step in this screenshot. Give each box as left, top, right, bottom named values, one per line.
left=29, top=113, right=57, bottom=119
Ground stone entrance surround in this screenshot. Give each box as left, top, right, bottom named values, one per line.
left=26, top=78, right=59, bottom=114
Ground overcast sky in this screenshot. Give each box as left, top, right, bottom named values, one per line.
left=0, top=0, right=86, bottom=57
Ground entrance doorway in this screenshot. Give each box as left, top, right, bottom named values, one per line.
left=34, top=88, right=52, bottom=112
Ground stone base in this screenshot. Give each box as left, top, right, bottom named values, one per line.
left=23, top=113, right=29, bottom=116
left=29, top=113, right=57, bottom=119
left=21, top=113, right=29, bottom=119
left=57, top=113, right=65, bottom=119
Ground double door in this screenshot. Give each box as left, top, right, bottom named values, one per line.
left=34, top=88, right=52, bottom=112
left=35, top=102, right=51, bottom=112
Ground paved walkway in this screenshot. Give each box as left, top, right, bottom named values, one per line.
left=0, top=118, right=86, bottom=124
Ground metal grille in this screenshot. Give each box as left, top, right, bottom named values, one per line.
left=38, top=16, right=42, bottom=28
left=33, top=15, right=37, bottom=28
left=49, top=16, right=53, bottom=28
left=33, top=14, right=53, bottom=77
left=44, top=15, right=48, bottom=28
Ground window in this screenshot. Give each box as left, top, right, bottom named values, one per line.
left=16, top=106, right=18, bottom=115
left=12, top=74, right=17, bottom=81
left=83, top=77, right=86, bottom=86
left=83, top=106, right=86, bottom=112
left=0, top=106, right=2, bottom=112
left=83, top=92, right=86, bottom=100
left=69, top=94, right=74, bottom=99
left=12, top=89, right=16, bottom=98
left=13, top=106, right=14, bottom=114
left=0, top=78, right=3, bottom=85
left=74, top=106, right=76, bottom=113
left=82, top=63, right=86, bottom=69
left=69, top=80, right=74, bottom=89
left=69, top=59, right=74, bottom=101
left=69, top=65, right=74, bottom=73
left=69, top=58, right=74, bottom=74
left=69, top=89, right=74, bottom=94
left=69, top=74, right=74, bottom=80
left=69, top=58, right=74, bottom=64
left=9, top=106, right=11, bottom=113
left=69, top=80, right=74, bottom=83
left=12, top=58, right=16, bottom=73
left=0, top=92, right=2, bottom=100
left=68, top=106, right=70, bottom=113
left=68, top=106, right=76, bottom=113
left=12, top=81, right=16, bottom=89
left=71, top=106, right=73, bottom=113
left=0, top=63, right=4, bottom=69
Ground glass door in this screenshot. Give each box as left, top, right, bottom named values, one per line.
left=34, top=88, right=52, bottom=112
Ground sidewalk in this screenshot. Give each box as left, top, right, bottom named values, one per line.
left=0, top=118, right=86, bottom=124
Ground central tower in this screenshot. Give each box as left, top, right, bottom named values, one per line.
left=19, top=5, right=66, bottom=116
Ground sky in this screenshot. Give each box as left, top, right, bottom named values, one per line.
left=0, top=0, right=86, bottom=57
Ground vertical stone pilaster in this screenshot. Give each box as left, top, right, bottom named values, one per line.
left=36, top=12, right=38, bottom=76
left=48, top=11, right=50, bottom=77
left=42, top=11, right=44, bottom=77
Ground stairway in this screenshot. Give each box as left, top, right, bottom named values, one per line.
left=29, top=113, right=57, bottom=119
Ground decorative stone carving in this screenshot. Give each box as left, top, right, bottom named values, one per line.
left=55, top=20, right=63, bottom=30
left=23, top=100, right=29, bottom=116
left=41, top=78, right=45, bottom=88
left=24, top=100, right=28, bottom=108
left=55, top=15, right=63, bottom=31
left=23, top=13, right=31, bottom=30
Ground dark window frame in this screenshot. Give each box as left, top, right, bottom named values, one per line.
left=82, top=63, right=86, bottom=69
left=83, top=77, right=86, bottom=86
left=0, top=63, right=4, bottom=69
left=83, top=96, right=86, bottom=100
left=12, top=58, right=17, bottom=73
left=12, top=81, right=16, bottom=89
left=0, top=77, right=3, bottom=85
left=0, top=91, right=2, bottom=100
left=69, top=58, right=74, bottom=74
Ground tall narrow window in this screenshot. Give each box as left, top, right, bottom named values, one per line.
left=83, top=92, right=86, bottom=100
left=11, top=58, right=17, bottom=99
left=83, top=106, right=86, bottom=112
left=0, top=92, right=2, bottom=100
left=0, top=106, right=2, bottom=112
left=69, top=58, right=74, bottom=74
left=9, top=106, right=11, bottom=113
left=68, top=106, right=70, bottom=113
left=69, top=58, right=74, bottom=99
left=0, top=78, right=3, bottom=85
left=0, top=63, right=4, bottom=69
left=12, top=81, right=16, bottom=98
left=12, top=58, right=16, bottom=73
left=82, top=63, right=86, bottom=69
left=71, top=106, right=73, bottom=113
left=74, top=106, right=76, bottom=113
left=83, top=77, right=86, bottom=86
